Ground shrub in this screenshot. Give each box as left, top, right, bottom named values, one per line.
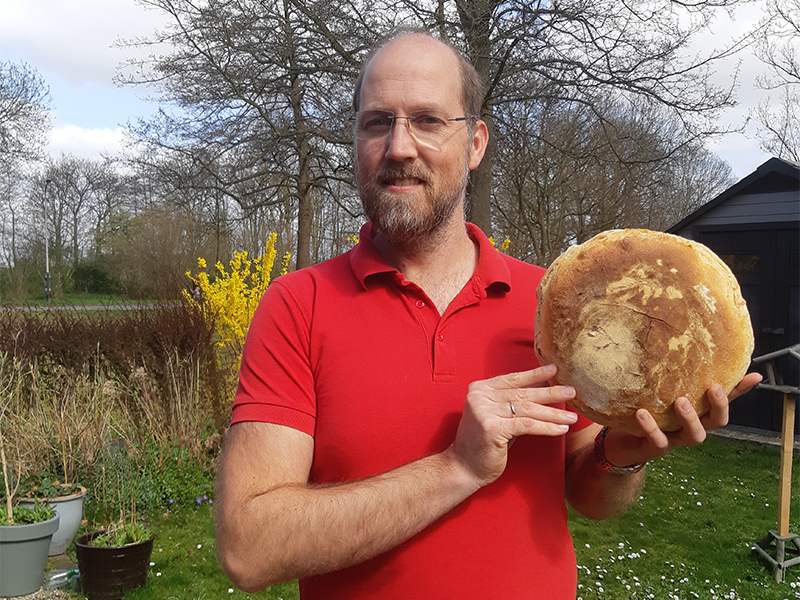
left=72, top=261, right=120, bottom=295
left=0, top=302, right=222, bottom=512
left=185, top=234, right=290, bottom=404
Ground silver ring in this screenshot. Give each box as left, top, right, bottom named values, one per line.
left=509, top=402, right=516, bottom=417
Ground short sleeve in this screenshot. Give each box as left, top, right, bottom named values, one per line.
left=231, top=278, right=317, bottom=435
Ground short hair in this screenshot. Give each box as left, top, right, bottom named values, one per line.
left=352, top=29, right=484, bottom=119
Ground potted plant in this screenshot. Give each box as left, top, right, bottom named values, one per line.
left=0, top=503, right=59, bottom=597
left=74, top=519, right=154, bottom=600
left=17, top=476, right=87, bottom=555
left=1, top=353, right=60, bottom=597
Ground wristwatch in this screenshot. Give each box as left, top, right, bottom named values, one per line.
left=593, top=426, right=647, bottom=474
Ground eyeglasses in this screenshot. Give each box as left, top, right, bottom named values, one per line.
left=350, top=110, right=475, bottom=151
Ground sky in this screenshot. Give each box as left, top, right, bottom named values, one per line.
left=0, top=0, right=776, bottom=180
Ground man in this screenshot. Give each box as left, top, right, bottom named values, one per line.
left=216, top=31, right=760, bottom=599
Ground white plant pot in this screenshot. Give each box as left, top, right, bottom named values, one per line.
left=19, top=486, right=86, bottom=555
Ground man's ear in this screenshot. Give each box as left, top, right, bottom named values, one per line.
left=468, top=119, right=489, bottom=171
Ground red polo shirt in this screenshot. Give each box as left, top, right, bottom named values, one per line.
left=233, top=222, right=590, bottom=599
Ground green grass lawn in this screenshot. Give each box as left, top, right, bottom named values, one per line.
left=123, top=503, right=299, bottom=600
left=61, top=435, right=798, bottom=599
left=571, top=435, right=800, bottom=599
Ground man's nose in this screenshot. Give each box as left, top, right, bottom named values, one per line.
left=384, top=117, right=418, bottom=161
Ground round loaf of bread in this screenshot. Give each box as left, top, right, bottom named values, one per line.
left=534, top=229, right=754, bottom=435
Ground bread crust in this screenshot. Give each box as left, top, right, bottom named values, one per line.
left=534, top=229, right=754, bottom=435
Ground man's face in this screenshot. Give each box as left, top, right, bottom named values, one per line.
left=354, top=35, right=486, bottom=245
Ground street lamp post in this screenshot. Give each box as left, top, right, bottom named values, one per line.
left=43, top=179, right=52, bottom=302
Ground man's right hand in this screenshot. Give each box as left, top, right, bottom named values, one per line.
left=445, top=364, right=578, bottom=488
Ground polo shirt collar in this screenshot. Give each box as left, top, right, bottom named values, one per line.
left=350, top=222, right=512, bottom=294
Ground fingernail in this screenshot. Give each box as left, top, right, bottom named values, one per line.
left=562, top=386, right=575, bottom=397
left=543, top=364, right=557, bottom=373
left=712, top=385, right=724, bottom=400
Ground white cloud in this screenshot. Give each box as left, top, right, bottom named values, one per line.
left=49, top=124, right=126, bottom=160
left=0, top=0, right=168, bottom=159
left=0, top=0, right=168, bottom=86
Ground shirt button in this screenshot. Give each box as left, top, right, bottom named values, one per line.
left=437, top=333, right=444, bottom=342
left=416, top=300, right=425, bottom=309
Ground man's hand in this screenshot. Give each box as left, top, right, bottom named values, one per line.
left=602, top=372, right=763, bottom=468
left=564, top=372, right=762, bottom=520
left=445, top=364, right=578, bottom=489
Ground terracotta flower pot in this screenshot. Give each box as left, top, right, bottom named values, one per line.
left=74, top=530, right=155, bottom=600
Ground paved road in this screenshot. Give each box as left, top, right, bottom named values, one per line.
left=4, top=302, right=179, bottom=312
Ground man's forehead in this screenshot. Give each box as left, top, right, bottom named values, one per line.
left=369, top=34, right=458, bottom=71
left=360, top=35, right=461, bottom=106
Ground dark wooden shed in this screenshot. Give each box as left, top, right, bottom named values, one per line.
left=668, top=157, right=799, bottom=433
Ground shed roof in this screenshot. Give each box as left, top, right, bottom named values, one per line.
left=668, top=157, right=799, bottom=234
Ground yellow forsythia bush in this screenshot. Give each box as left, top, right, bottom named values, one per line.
left=488, top=237, right=511, bottom=252
left=185, top=233, right=291, bottom=400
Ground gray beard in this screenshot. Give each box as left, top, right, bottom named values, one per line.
left=358, top=163, right=468, bottom=246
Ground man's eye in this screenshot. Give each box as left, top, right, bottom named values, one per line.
left=413, top=113, right=446, bottom=130
left=362, top=114, right=392, bottom=131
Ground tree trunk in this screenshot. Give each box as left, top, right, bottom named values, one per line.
left=469, top=116, right=493, bottom=235
left=284, top=0, right=312, bottom=270
left=458, top=0, right=495, bottom=237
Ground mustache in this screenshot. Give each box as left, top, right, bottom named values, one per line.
left=376, top=164, right=431, bottom=182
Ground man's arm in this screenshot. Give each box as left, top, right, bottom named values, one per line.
left=564, top=373, right=762, bottom=520
left=215, top=422, right=480, bottom=591
left=216, top=365, right=578, bottom=592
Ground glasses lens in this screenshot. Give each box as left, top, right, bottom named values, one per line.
left=408, top=111, right=450, bottom=139
left=352, top=111, right=470, bottom=150
left=354, top=111, right=393, bottom=139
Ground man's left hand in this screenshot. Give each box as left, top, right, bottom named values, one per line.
left=602, top=372, right=763, bottom=467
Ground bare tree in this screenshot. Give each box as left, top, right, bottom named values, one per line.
left=394, top=0, right=748, bottom=235
left=492, top=95, right=735, bottom=266
left=21, top=156, right=126, bottom=298
left=86, top=160, right=127, bottom=261
left=117, top=0, right=376, bottom=268
left=0, top=61, right=51, bottom=297
left=753, top=0, right=800, bottom=161
left=0, top=61, right=51, bottom=172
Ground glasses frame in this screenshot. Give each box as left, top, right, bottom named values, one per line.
left=349, top=110, right=477, bottom=151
